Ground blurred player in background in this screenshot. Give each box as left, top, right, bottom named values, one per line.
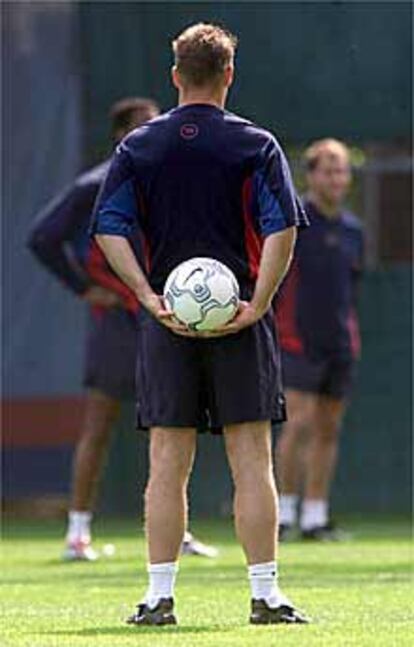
left=27, top=97, right=218, bottom=561
left=93, top=23, right=309, bottom=626
left=276, top=139, right=364, bottom=541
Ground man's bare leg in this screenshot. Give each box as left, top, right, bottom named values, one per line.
left=275, top=390, right=317, bottom=528
left=224, top=420, right=277, bottom=563
left=223, top=420, right=308, bottom=623
left=276, top=390, right=317, bottom=493
left=145, top=427, right=196, bottom=563
left=301, top=396, right=346, bottom=533
left=304, top=396, right=346, bottom=499
left=136, top=427, right=197, bottom=612
left=64, top=389, right=120, bottom=558
left=70, top=389, right=120, bottom=511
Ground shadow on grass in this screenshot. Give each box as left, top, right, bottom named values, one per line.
left=33, top=624, right=236, bottom=637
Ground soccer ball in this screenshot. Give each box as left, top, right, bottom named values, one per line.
left=163, top=257, right=240, bottom=332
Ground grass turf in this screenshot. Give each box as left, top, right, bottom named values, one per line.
left=1, top=518, right=413, bottom=646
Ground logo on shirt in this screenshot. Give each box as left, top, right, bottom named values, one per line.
left=180, top=123, right=199, bottom=140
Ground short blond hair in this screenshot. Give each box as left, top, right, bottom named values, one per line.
left=304, top=138, right=351, bottom=171
left=172, top=23, right=237, bottom=87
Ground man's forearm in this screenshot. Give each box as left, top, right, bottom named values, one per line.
left=252, top=226, right=297, bottom=312
left=27, top=225, right=91, bottom=295
left=95, top=234, right=154, bottom=305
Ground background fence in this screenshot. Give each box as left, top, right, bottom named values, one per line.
left=3, top=1, right=412, bottom=516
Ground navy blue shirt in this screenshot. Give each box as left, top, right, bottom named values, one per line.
left=91, top=104, right=307, bottom=293
left=27, top=160, right=141, bottom=311
left=28, top=161, right=110, bottom=294
left=277, top=200, right=364, bottom=359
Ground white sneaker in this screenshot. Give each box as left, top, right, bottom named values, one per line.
left=62, top=539, right=99, bottom=562
left=181, top=532, right=219, bottom=558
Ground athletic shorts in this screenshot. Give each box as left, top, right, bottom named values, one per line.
left=281, top=350, right=356, bottom=399
left=83, top=307, right=138, bottom=400
left=136, top=309, right=286, bottom=432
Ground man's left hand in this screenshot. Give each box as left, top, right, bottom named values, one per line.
left=191, top=301, right=266, bottom=338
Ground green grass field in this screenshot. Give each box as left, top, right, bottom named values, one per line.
left=1, top=518, right=413, bottom=646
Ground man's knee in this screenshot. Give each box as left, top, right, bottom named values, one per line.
left=149, top=427, right=196, bottom=485
left=80, top=392, right=119, bottom=447
left=312, top=397, right=345, bottom=444
left=224, top=421, right=274, bottom=486
left=312, top=421, right=341, bottom=445
left=84, top=390, right=120, bottom=423
left=281, top=413, right=310, bottom=439
left=283, top=391, right=317, bottom=437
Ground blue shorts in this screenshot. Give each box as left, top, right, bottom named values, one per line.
left=281, top=350, right=356, bottom=399
left=136, top=309, right=286, bottom=431
left=83, top=307, right=138, bottom=400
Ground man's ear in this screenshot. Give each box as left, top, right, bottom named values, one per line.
left=171, top=65, right=181, bottom=90
left=224, top=64, right=234, bottom=88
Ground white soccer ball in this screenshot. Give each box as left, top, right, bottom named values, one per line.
left=163, top=257, right=240, bottom=332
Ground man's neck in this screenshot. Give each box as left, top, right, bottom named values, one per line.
left=178, top=88, right=227, bottom=110
left=308, top=192, right=341, bottom=220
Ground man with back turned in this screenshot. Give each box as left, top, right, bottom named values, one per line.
left=92, top=23, right=310, bottom=626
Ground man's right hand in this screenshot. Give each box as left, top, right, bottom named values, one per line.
left=82, top=286, right=122, bottom=308
left=141, top=293, right=193, bottom=335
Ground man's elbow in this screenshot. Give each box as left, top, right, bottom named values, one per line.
left=265, top=227, right=297, bottom=270
left=94, top=233, right=125, bottom=260
left=268, top=225, right=297, bottom=249
left=283, top=226, right=297, bottom=264
left=27, top=229, right=51, bottom=259
left=94, top=233, right=110, bottom=253
left=285, top=225, right=297, bottom=245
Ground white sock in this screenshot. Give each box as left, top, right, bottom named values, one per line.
left=145, top=562, right=178, bottom=608
left=183, top=531, right=192, bottom=543
left=279, top=494, right=299, bottom=526
left=248, top=561, right=291, bottom=608
left=66, top=510, right=92, bottom=543
left=300, top=499, right=328, bottom=530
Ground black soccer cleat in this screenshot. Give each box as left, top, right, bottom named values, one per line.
left=126, top=597, right=177, bottom=626
left=301, top=520, right=350, bottom=542
left=250, top=599, right=310, bottom=625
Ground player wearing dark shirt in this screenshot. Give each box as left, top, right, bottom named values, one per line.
left=93, top=24, right=309, bottom=626
left=28, top=97, right=217, bottom=561
left=275, top=139, right=364, bottom=541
